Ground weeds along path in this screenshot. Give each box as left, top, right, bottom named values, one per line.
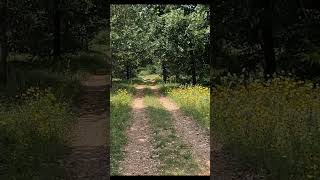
left=150, top=85, right=210, bottom=176
left=119, top=85, right=160, bottom=175
left=63, top=75, right=109, bottom=179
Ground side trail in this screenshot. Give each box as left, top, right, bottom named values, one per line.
left=63, top=75, right=109, bottom=179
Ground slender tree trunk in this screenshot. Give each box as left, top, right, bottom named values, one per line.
left=0, top=0, right=8, bottom=85
left=0, top=41, right=8, bottom=86
left=261, top=0, right=276, bottom=77
left=191, top=50, right=197, bottom=85
left=162, top=62, right=167, bottom=83
left=175, top=74, right=180, bottom=82
left=126, top=64, right=130, bottom=80
left=83, top=25, right=89, bottom=51
left=85, top=35, right=89, bottom=51
left=191, top=57, right=197, bottom=85
left=53, top=0, right=61, bottom=64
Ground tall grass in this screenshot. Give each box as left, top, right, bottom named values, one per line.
left=163, top=84, right=210, bottom=129
left=0, top=53, right=100, bottom=179
left=110, top=89, right=133, bottom=175
left=213, top=76, right=320, bottom=179
left=0, top=89, right=74, bottom=179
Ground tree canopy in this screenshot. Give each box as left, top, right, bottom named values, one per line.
left=111, top=4, right=210, bottom=85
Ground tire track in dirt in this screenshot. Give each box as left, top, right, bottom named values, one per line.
left=63, top=75, right=109, bottom=180
left=119, top=85, right=160, bottom=175
left=150, top=85, right=210, bottom=176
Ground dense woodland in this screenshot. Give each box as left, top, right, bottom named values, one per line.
left=0, top=0, right=109, bottom=178
left=0, top=0, right=109, bottom=88
left=111, top=4, right=210, bottom=85
left=212, top=0, right=320, bottom=82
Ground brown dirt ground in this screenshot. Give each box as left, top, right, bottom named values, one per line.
left=63, top=75, right=109, bottom=180
left=211, top=134, right=264, bottom=180
left=150, top=85, right=210, bottom=176
left=118, top=85, right=160, bottom=176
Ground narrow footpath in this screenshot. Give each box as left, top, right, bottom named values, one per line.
left=63, top=75, right=109, bottom=179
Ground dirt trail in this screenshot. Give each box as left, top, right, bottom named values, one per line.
left=211, top=136, right=263, bottom=180
left=119, top=85, right=160, bottom=175
left=63, top=75, right=109, bottom=180
left=150, top=85, right=210, bottom=176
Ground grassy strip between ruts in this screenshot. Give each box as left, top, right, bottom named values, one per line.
left=110, top=88, right=133, bottom=175
left=143, top=93, right=200, bottom=175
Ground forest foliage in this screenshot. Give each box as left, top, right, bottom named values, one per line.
left=111, top=5, right=210, bottom=85
left=212, top=1, right=320, bottom=179
left=0, top=0, right=109, bottom=179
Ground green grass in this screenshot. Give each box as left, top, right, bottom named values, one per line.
left=160, top=84, right=210, bottom=130
left=0, top=53, right=103, bottom=179
left=144, top=95, right=200, bottom=175
left=110, top=89, right=133, bottom=175
left=140, top=74, right=162, bottom=81
left=144, top=87, right=153, bottom=96
left=157, top=83, right=180, bottom=95
left=111, top=80, right=136, bottom=95
left=0, top=89, right=74, bottom=179
left=0, top=70, right=84, bottom=179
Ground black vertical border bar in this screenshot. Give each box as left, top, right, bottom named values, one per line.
left=106, top=0, right=111, bottom=179
left=209, top=1, right=214, bottom=179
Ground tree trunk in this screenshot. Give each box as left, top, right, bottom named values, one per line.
left=0, top=41, right=8, bottom=86
left=162, top=62, right=167, bottom=83
left=0, top=0, right=8, bottom=85
left=126, top=64, right=130, bottom=80
left=53, top=0, right=61, bottom=63
left=191, top=53, right=197, bottom=85
left=261, top=0, right=276, bottom=77
left=85, top=35, right=89, bottom=51
left=175, top=74, right=180, bottom=82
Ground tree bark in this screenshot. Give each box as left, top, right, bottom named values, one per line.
left=53, top=0, right=61, bottom=63
left=162, top=62, right=167, bottom=83
left=175, top=74, right=180, bottom=82
left=0, top=0, right=8, bottom=85
left=191, top=53, right=197, bottom=85
left=0, top=41, right=8, bottom=86
left=261, top=0, right=276, bottom=77
left=126, top=63, right=130, bottom=80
